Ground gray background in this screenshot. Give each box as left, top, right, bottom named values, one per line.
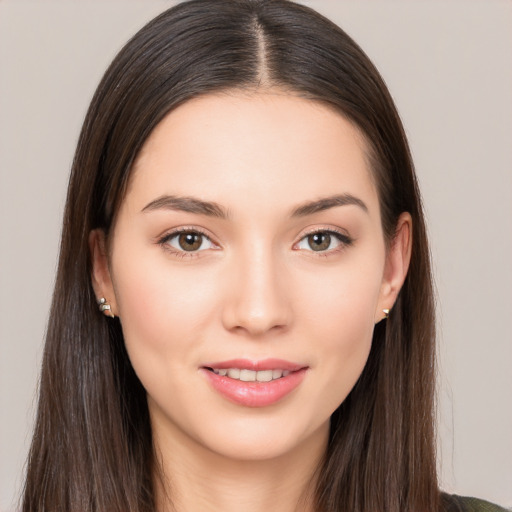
left=1, top=1, right=511, bottom=510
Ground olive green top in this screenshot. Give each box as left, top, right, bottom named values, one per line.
left=445, top=494, right=510, bottom=512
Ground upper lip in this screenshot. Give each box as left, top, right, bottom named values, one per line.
left=202, top=358, right=306, bottom=372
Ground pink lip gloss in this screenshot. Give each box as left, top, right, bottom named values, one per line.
left=200, top=358, right=308, bottom=407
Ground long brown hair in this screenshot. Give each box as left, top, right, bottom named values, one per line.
left=22, top=1, right=439, bottom=510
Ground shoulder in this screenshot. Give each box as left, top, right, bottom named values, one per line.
left=442, top=493, right=510, bottom=512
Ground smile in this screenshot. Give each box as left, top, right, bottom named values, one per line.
left=207, top=368, right=291, bottom=382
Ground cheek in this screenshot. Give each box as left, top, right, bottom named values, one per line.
left=300, top=250, right=382, bottom=336
left=110, top=245, right=222, bottom=371
left=298, top=257, right=382, bottom=406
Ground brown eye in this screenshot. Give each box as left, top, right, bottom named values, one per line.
left=178, top=232, right=203, bottom=251
left=307, top=232, right=331, bottom=251
left=163, top=230, right=215, bottom=253
left=296, top=229, right=352, bottom=253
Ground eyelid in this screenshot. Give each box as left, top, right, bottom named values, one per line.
left=298, top=225, right=351, bottom=240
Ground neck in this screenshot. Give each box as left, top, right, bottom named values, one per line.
left=152, top=420, right=328, bottom=512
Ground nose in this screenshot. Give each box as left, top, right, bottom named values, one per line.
left=221, top=244, right=292, bottom=337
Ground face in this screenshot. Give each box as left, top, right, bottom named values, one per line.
left=91, top=91, right=410, bottom=463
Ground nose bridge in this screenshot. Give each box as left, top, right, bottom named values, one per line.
left=222, top=238, right=291, bottom=336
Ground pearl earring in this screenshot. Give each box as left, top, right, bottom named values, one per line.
left=97, top=297, right=115, bottom=318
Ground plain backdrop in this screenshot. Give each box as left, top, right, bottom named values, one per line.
left=0, top=1, right=511, bottom=510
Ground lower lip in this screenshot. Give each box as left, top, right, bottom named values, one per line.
left=201, top=368, right=307, bottom=407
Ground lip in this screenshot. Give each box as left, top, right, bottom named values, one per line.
left=202, top=358, right=304, bottom=372
left=200, top=359, right=308, bottom=408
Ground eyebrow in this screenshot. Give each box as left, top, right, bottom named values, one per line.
left=141, top=193, right=368, bottom=219
left=290, top=193, right=368, bottom=217
left=142, top=195, right=229, bottom=218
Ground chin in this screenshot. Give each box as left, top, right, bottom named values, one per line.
left=190, top=411, right=330, bottom=463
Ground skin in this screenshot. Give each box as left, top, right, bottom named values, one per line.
left=90, top=91, right=411, bottom=512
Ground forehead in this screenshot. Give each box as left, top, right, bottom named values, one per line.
left=127, top=91, right=379, bottom=217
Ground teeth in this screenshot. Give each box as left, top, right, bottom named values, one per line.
left=256, top=370, right=273, bottom=382
left=211, top=368, right=291, bottom=382
left=272, top=369, right=283, bottom=379
left=239, top=369, right=256, bottom=381
left=227, top=368, right=240, bottom=379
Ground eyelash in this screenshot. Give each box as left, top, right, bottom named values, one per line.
left=157, top=226, right=353, bottom=259
left=298, top=227, right=353, bottom=257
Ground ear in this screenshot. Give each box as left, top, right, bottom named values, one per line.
left=89, top=229, right=118, bottom=317
left=375, top=212, right=412, bottom=323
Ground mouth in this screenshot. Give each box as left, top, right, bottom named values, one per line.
left=200, top=359, right=308, bottom=407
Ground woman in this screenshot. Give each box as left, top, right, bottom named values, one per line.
left=20, top=1, right=508, bottom=511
